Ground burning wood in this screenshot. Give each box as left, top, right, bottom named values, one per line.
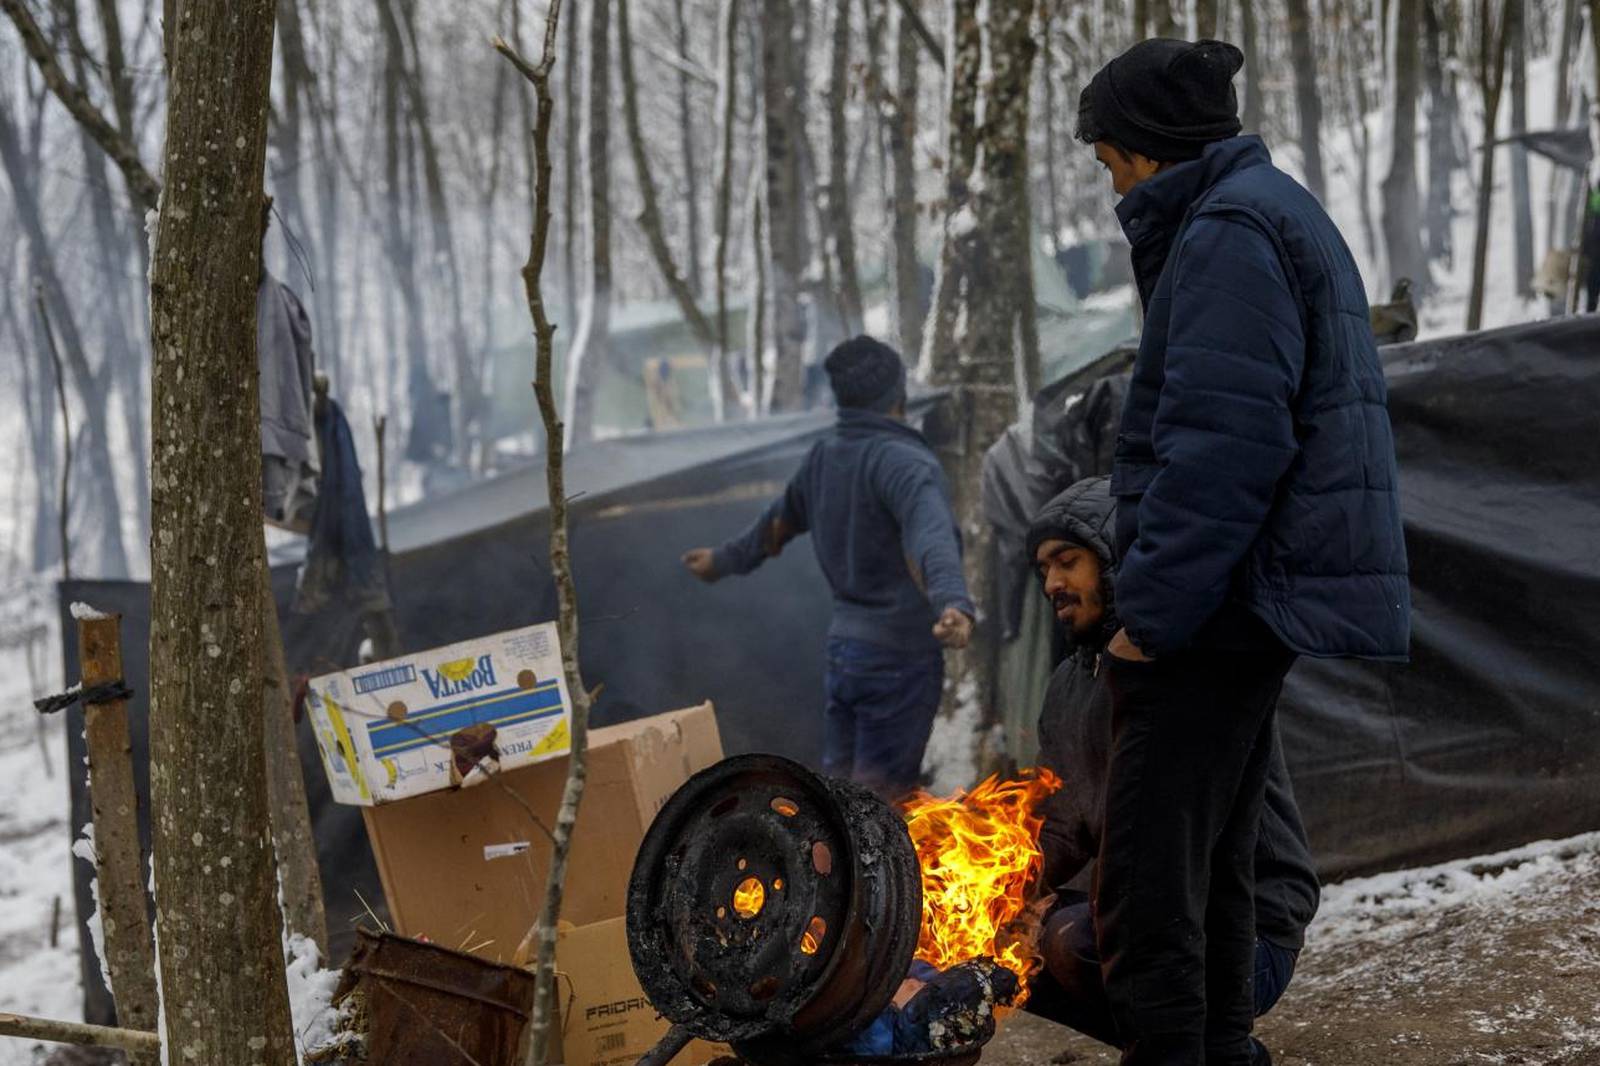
left=900, top=768, right=1063, bottom=1003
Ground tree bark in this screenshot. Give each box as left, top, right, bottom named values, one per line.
left=927, top=0, right=1035, bottom=775
left=1239, top=0, right=1264, bottom=133
left=761, top=0, right=811, bottom=413
left=76, top=614, right=160, bottom=1064
left=1466, top=0, right=1510, bottom=329
left=564, top=0, right=614, bottom=443
left=1283, top=0, right=1328, bottom=202
left=1381, top=0, right=1432, bottom=291
left=0, top=103, right=130, bottom=578
left=146, top=0, right=298, bottom=1062
left=259, top=560, right=328, bottom=956
left=919, top=0, right=980, bottom=382
left=0, top=1012, right=158, bottom=1055
left=495, top=13, right=595, bottom=1064
left=712, top=0, right=744, bottom=418
left=618, top=0, right=715, bottom=353
left=562, top=0, right=580, bottom=339
left=1422, top=0, right=1458, bottom=264
left=889, top=0, right=924, bottom=360
left=1506, top=0, right=1533, bottom=296
left=826, top=0, right=866, bottom=335
left=671, top=0, right=704, bottom=300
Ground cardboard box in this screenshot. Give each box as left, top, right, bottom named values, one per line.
left=558, top=916, right=729, bottom=1066
left=362, top=703, right=723, bottom=963
left=305, top=622, right=574, bottom=805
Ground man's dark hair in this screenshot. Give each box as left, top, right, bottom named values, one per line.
left=824, top=335, right=906, bottom=413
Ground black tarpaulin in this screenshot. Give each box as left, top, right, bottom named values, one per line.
left=985, top=314, right=1600, bottom=876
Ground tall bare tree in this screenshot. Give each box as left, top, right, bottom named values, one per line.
left=1466, top=0, right=1512, bottom=329
left=1284, top=0, right=1328, bottom=202
left=1422, top=0, right=1459, bottom=264
left=147, top=0, right=298, bottom=1061
left=919, top=0, right=980, bottom=381
left=1239, top=0, right=1265, bottom=133
left=671, top=0, right=705, bottom=299
left=711, top=0, right=744, bottom=417
left=761, top=0, right=811, bottom=412
left=565, top=0, right=614, bottom=442
left=1381, top=0, right=1432, bottom=291
left=1505, top=0, right=1533, bottom=296
left=825, top=0, right=866, bottom=335
left=889, top=0, right=924, bottom=359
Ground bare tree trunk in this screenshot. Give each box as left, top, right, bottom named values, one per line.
left=1422, top=0, right=1458, bottom=264
left=1039, top=8, right=1062, bottom=258
left=1284, top=0, right=1328, bottom=201
left=930, top=0, right=1036, bottom=776
left=565, top=0, right=614, bottom=443
left=749, top=166, right=769, bottom=411
left=826, top=0, right=866, bottom=335
left=890, top=0, right=924, bottom=360
left=1240, top=0, right=1264, bottom=133
left=392, top=0, right=481, bottom=466
left=762, top=0, right=811, bottom=412
left=495, top=13, right=596, bottom=1065
left=618, top=0, right=715, bottom=353
left=1381, top=0, right=1433, bottom=291
left=671, top=0, right=704, bottom=300
left=1506, top=0, right=1533, bottom=296
left=1337, top=5, right=1381, bottom=265
left=7, top=292, right=60, bottom=573
left=1546, top=0, right=1581, bottom=255
left=1466, top=0, right=1511, bottom=329
left=146, top=0, right=298, bottom=1061
left=0, top=105, right=130, bottom=578
left=376, top=2, right=447, bottom=464
left=259, top=559, right=328, bottom=956
left=712, top=0, right=744, bottom=418
left=919, top=0, right=980, bottom=382
left=562, top=0, right=580, bottom=337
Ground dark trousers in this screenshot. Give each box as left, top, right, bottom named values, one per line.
left=1093, top=647, right=1295, bottom=1066
left=822, top=637, right=944, bottom=797
left=1027, top=898, right=1297, bottom=1058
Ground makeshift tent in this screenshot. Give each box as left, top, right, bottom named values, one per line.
left=55, top=315, right=1600, bottom=1023
left=987, top=314, right=1600, bottom=878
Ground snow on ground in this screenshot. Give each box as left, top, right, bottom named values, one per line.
left=989, top=832, right=1600, bottom=1065
left=0, top=591, right=83, bottom=1066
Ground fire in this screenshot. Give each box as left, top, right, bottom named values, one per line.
left=899, top=768, right=1062, bottom=1002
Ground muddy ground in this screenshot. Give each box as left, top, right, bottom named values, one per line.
left=986, top=834, right=1600, bottom=1066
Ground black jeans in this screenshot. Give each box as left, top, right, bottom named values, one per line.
left=1093, top=646, right=1295, bottom=1066
left=1027, top=898, right=1297, bottom=1058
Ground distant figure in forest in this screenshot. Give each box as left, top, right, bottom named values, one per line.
left=1071, top=38, right=1409, bottom=1066
left=257, top=196, right=319, bottom=528
left=680, top=336, right=974, bottom=798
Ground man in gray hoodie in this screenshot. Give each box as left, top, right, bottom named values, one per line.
left=1022, top=477, right=1319, bottom=1065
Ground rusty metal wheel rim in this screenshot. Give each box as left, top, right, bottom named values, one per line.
left=626, top=754, right=921, bottom=1059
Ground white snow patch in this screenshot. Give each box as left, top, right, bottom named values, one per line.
left=68, top=601, right=110, bottom=621
left=285, top=933, right=342, bottom=1063
left=69, top=824, right=112, bottom=996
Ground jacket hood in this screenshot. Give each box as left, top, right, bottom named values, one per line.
left=1026, top=476, right=1120, bottom=649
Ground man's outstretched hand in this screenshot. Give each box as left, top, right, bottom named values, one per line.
left=933, top=607, right=974, bottom=649
left=682, top=548, right=721, bottom=584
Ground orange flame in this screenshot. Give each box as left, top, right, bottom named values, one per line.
left=899, top=768, right=1063, bottom=1003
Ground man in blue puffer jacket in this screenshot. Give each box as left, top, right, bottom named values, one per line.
left=1074, top=38, right=1409, bottom=1066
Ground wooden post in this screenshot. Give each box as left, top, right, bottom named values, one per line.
left=75, top=613, right=159, bottom=1065
left=260, top=558, right=330, bottom=956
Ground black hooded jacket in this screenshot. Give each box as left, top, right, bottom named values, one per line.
left=1027, top=477, right=1321, bottom=950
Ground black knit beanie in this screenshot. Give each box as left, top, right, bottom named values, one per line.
left=825, top=336, right=907, bottom=412
left=1075, top=38, right=1244, bottom=162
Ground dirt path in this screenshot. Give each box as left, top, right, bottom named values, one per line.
left=986, top=834, right=1600, bottom=1066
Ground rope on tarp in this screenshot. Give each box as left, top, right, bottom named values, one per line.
left=33, top=680, right=134, bottom=715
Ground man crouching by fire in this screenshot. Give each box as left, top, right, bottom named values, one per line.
left=1022, top=476, right=1318, bottom=1064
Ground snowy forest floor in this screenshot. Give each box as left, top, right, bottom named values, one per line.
left=989, top=835, right=1600, bottom=1066
left=3, top=605, right=1600, bottom=1065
